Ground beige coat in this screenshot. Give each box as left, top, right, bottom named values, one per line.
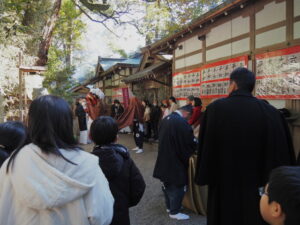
left=0, top=143, right=114, bottom=225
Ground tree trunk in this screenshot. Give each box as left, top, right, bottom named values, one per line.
left=65, top=19, right=73, bottom=69
left=35, top=0, right=62, bottom=66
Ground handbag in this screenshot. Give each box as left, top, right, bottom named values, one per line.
left=182, top=154, right=208, bottom=216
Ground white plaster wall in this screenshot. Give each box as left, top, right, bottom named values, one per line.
left=185, top=53, right=202, bottom=67
left=294, top=21, right=300, bottom=39
left=295, top=0, right=300, bottom=17
left=232, top=16, right=250, bottom=37
left=98, top=81, right=103, bottom=88
left=232, top=37, right=250, bottom=55
left=175, top=58, right=185, bottom=69
left=206, top=21, right=231, bottom=46
left=248, top=60, right=253, bottom=71
left=175, top=41, right=185, bottom=57
left=268, top=100, right=286, bottom=109
left=185, top=36, right=202, bottom=54
left=256, top=26, right=286, bottom=48
left=119, top=70, right=125, bottom=76
left=255, top=1, right=286, bottom=29
left=206, top=43, right=231, bottom=61
left=175, top=53, right=202, bottom=69
left=178, top=100, right=186, bottom=107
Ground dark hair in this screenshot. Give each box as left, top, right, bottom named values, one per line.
left=230, top=67, right=256, bottom=92
left=7, top=95, right=78, bottom=172
left=169, top=96, right=177, bottom=104
left=0, top=121, right=29, bottom=154
left=142, top=99, right=151, bottom=106
left=187, top=95, right=194, bottom=101
left=268, top=166, right=300, bottom=225
left=179, top=105, right=193, bottom=114
left=90, top=116, right=118, bottom=146
left=113, top=99, right=120, bottom=104
left=193, top=97, right=202, bottom=107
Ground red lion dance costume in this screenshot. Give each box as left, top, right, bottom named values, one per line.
left=86, top=88, right=105, bottom=124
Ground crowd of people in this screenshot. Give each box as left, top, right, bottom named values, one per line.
left=0, top=95, right=144, bottom=225
left=0, top=67, right=299, bottom=225
left=153, top=67, right=299, bottom=225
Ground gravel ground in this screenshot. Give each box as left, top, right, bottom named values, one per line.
left=84, top=134, right=207, bottom=225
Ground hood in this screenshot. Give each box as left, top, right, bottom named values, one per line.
left=10, top=143, right=99, bottom=210
left=92, top=144, right=129, bottom=180
left=101, top=144, right=129, bottom=159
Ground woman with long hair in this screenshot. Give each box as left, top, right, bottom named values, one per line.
left=0, top=95, right=114, bottom=225
left=75, top=97, right=88, bottom=144
left=161, top=99, right=171, bottom=118
left=188, top=97, right=203, bottom=138
left=169, top=96, right=178, bottom=113
left=142, top=99, right=152, bottom=142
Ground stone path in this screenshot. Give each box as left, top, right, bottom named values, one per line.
left=84, top=134, right=207, bottom=225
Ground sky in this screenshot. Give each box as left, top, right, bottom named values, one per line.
left=74, top=16, right=145, bottom=80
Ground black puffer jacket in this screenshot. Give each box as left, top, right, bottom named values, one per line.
left=92, top=144, right=145, bottom=225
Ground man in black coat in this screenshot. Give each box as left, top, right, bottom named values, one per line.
left=75, top=98, right=87, bottom=131
left=111, top=99, right=124, bottom=120
left=195, top=68, right=296, bottom=225
left=150, top=100, right=162, bottom=141
left=153, top=105, right=197, bottom=220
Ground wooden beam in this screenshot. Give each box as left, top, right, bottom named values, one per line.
left=19, top=66, right=47, bottom=73
left=286, top=0, right=294, bottom=44
left=149, top=78, right=171, bottom=87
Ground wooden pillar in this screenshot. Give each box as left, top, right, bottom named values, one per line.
left=0, top=94, right=4, bottom=122
left=250, top=2, right=256, bottom=73
left=18, top=53, right=23, bottom=121
left=286, top=0, right=293, bottom=45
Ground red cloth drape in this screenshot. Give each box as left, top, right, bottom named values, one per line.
left=117, top=97, right=144, bottom=130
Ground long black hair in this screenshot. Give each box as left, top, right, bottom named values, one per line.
left=142, top=99, right=151, bottom=107
left=0, top=121, right=29, bottom=154
left=7, top=95, right=79, bottom=172
left=193, top=97, right=202, bottom=107
left=169, top=96, right=177, bottom=104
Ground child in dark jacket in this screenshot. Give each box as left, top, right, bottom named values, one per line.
left=90, top=116, right=146, bottom=225
left=0, top=121, right=29, bottom=167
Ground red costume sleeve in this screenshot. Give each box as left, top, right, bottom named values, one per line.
left=188, top=106, right=202, bottom=125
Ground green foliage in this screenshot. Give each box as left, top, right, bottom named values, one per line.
left=43, top=0, right=85, bottom=101
left=137, top=0, right=224, bottom=44
left=0, top=0, right=53, bottom=54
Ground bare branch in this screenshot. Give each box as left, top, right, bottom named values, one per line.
left=71, top=0, right=120, bottom=37
left=120, top=21, right=144, bottom=35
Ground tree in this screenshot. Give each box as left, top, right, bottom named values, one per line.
left=43, top=0, right=85, bottom=101
left=137, top=0, right=224, bottom=44
left=1, top=0, right=224, bottom=67
left=0, top=0, right=135, bottom=66
left=36, top=0, right=62, bottom=66
left=0, top=0, right=54, bottom=54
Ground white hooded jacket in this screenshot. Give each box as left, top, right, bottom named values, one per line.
left=0, top=143, right=114, bottom=225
